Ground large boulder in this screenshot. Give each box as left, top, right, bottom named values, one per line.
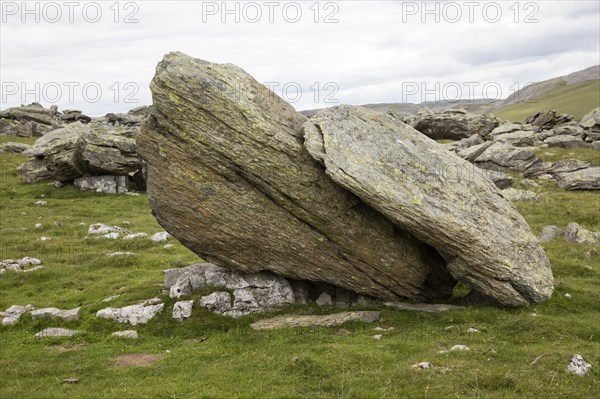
left=556, top=166, right=600, bottom=190
left=408, top=109, right=500, bottom=140
left=17, top=123, right=141, bottom=184
left=473, top=143, right=541, bottom=172
left=0, top=103, right=60, bottom=137
left=302, top=105, right=553, bottom=306
left=138, top=52, right=455, bottom=302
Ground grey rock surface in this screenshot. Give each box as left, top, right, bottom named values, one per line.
left=31, top=307, right=81, bottom=322
left=539, top=226, right=565, bottom=243
left=250, top=311, right=381, bottom=330
left=303, top=105, right=553, bottom=307
left=96, top=303, right=164, bottom=325
left=409, top=109, right=499, bottom=140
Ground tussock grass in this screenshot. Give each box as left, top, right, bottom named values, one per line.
left=1, top=140, right=599, bottom=398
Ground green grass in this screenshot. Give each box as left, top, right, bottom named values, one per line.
left=1, top=145, right=599, bottom=398
left=494, top=80, right=600, bottom=123
left=534, top=147, right=600, bottom=165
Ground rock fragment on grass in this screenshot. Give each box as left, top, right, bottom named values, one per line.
left=539, top=226, right=565, bottom=243
left=151, top=231, right=170, bottom=242
left=31, top=307, right=81, bottom=322
left=567, top=354, right=592, bottom=376
left=172, top=300, right=194, bottom=321
left=34, top=327, right=79, bottom=338
left=315, top=292, right=333, bottom=306
left=564, top=223, right=600, bottom=245
left=96, top=303, right=164, bottom=325
left=250, top=311, right=380, bottom=330
left=112, top=330, right=139, bottom=339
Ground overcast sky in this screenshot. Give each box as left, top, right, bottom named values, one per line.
left=1, top=0, right=599, bottom=115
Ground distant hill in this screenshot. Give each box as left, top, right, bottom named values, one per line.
left=300, top=65, right=600, bottom=122
left=491, top=65, right=599, bottom=122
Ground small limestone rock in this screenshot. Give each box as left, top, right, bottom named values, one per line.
left=564, top=222, right=600, bottom=245
left=439, top=345, right=470, bottom=353
left=163, top=244, right=174, bottom=249
left=539, top=226, right=565, bottom=243
left=31, top=307, right=81, bottom=322
left=501, top=188, right=539, bottom=202
left=315, top=292, right=333, bottom=306
left=467, top=328, right=480, bottom=333
left=151, top=231, right=170, bottom=242
left=35, top=223, right=42, bottom=228
left=62, top=378, right=80, bottom=384
left=564, top=293, right=572, bottom=298
left=96, top=303, right=164, bottom=325
left=169, top=278, right=193, bottom=299
left=112, top=330, right=139, bottom=339
left=106, top=252, right=135, bottom=257
left=172, top=300, right=194, bottom=321
left=34, top=200, right=48, bottom=206
left=98, top=232, right=120, bottom=240
left=412, top=362, right=433, bottom=370
left=374, top=327, right=394, bottom=332
left=567, top=354, right=592, bottom=376
left=101, top=295, right=120, bottom=302
left=88, top=223, right=129, bottom=235
left=372, top=334, right=383, bottom=340
left=34, top=327, right=79, bottom=338
left=123, top=233, right=148, bottom=240
left=1, top=305, right=27, bottom=325
left=19, top=257, right=42, bottom=266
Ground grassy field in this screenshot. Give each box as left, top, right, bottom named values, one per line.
left=493, top=80, right=600, bottom=123
left=1, top=137, right=599, bottom=398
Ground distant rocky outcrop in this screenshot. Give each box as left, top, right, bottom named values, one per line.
left=16, top=122, right=144, bottom=192
left=138, top=52, right=554, bottom=307
left=406, top=109, right=500, bottom=140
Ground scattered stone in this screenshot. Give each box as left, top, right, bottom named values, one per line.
left=501, top=188, right=540, bottom=202
left=151, top=231, right=170, bottom=242
left=383, top=302, right=464, bottom=313
left=564, top=222, right=600, bottom=245
left=169, top=278, right=193, bottom=299
left=112, top=330, right=139, bottom=339
left=374, top=327, right=394, bottom=332
left=0, top=142, right=31, bottom=153
left=567, top=354, right=592, bottom=376
left=88, top=223, right=130, bottom=235
left=34, top=200, right=48, bottom=206
left=408, top=109, right=499, bottom=140
left=98, top=232, right=120, bottom=240
left=483, top=169, right=515, bottom=189
left=250, top=311, right=381, bottom=330
left=34, top=328, right=79, bottom=338
left=544, top=135, right=588, bottom=149
left=138, top=297, right=162, bottom=306
left=106, top=252, right=135, bottom=257
left=556, top=166, right=600, bottom=190
left=35, top=223, right=42, bottom=228
left=31, top=307, right=81, bottom=322
left=315, top=292, right=333, bottom=307
left=172, top=300, right=194, bottom=321
left=62, top=378, right=80, bottom=384
left=1, top=305, right=27, bottom=325
left=520, top=178, right=539, bottom=188
left=412, top=362, right=433, bottom=370
left=467, top=328, right=480, bottom=333
left=564, top=293, right=572, bottom=298
left=123, top=232, right=148, bottom=240
left=96, top=303, right=164, bottom=325
left=38, top=236, right=51, bottom=241
left=0, top=257, right=44, bottom=273
left=163, top=244, right=174, bottom=249
left=539, top=226, right=565, bottom=243
left=372, top=334, right=383, bottom=340
left=474, top=143, right=541, bottom=172
left=101, top=295, right=120, bottom=302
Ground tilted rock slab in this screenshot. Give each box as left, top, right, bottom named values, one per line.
left=138, top=52, right=454, bottom=302
left=302, top=105, right=553, bottom=306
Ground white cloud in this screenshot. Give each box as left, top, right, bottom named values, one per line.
left=1, top=1, right=598, bottom=115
